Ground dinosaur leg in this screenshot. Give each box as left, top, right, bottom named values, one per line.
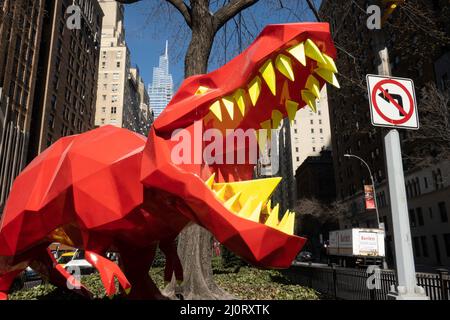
left=85, top=250, right=131, bottom=298
left=159, top=240, right=184, bottom=285
left=118, top=243, right=167, bottom=300
left=32, top=248, right=92, bottom=299
left=0, top=269, right=24, bottom=300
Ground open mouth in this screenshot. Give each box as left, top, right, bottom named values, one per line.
left=200, top=37, right=340, bottom=137
left=197, top=38, right=339, bottom=238
left=204, top=174, right=295, bottom=235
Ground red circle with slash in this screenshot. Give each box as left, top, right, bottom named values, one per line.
left=372, top=79, right=414, bottom=125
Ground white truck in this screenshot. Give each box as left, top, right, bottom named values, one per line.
left=326, top=228, right=385, bottom=268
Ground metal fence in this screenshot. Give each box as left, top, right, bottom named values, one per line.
left=282, top=264, right=450, bottom=300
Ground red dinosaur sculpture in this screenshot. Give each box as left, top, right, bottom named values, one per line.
left=0, top=23, right=339, bottom=300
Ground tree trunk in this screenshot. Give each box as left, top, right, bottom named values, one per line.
left=163, top=14, right=234, bottom=300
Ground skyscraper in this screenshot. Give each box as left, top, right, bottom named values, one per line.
left=148, top=41, right=173, bottom=118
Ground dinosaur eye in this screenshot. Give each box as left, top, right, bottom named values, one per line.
left=195, top=86, right=209, bottom=95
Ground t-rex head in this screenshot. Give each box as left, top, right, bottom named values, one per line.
left=141, top=23, right=339, bottom=268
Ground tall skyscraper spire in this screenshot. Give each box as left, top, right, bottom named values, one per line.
left=148, top=41, right=174, bottom=119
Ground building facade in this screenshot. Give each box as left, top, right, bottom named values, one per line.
left=320, top=0, right=450, bottom=269
left=95, top=0, right=130, bottom=129
left=295, top=150, right=336, bottom=203
left=148, top=41, right=173, bottom=119
left=94, top=0, right=148, bottom=135
left=291, top=86, right=332, bottom=172
left=27, top=0, right=103, bottom=161
left=0, top=0, right=45, bottom=211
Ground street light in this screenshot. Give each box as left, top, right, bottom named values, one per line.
left=344, top=153, right=381, bottom=228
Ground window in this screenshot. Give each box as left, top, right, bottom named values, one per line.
left=101, top=118, right=105, bottom=125
left=116, top=61, right=121, bottom=68
left=101, top=107, right=106, bottom=113
left=416, top=207, right=424, bottom=226
left=111, top=107, right=117, bottom=114
left=104, top=73, right=108, bottom=79
left=111, top=95, right=118, bottom=103
left=420, top=236, right=428, bottom=257
left=102, top=95, right=106, bottom=101
left=310, top=120, right=313, bottom=125
left=311, top=128, right=314, bottom=134
left=113, top=73, right=119, bottom=80
left=409, top=209, right=416, bottom=227
left=429, top=207, right=433, bottom=220
left=439, top=202, right=448, bottom=223
left=444, top=234, right=450, bottom=257
left=116, top=51, right=122, bottom=59
left=313, top=147, right=316, bottom=152
left=413, top=237, right=421, bottom=257
left=112, top=84, right=119, bottom=92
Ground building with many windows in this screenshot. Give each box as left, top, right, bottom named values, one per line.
left=290, top=86, right=332, bottom=172
left=27, top=0, right=103, bottom=161
left=148, top=41, right=173, bottom=119
left=0, top=0, right=45, bottom=212
left=320, top=0, right=450, bottom=269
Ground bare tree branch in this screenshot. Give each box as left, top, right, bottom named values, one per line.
left=166, top=0, right=192, bottom=28
left=213, top=0, right=260, bottom=32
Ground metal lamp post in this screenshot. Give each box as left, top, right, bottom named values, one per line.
left=344, top=154, right=381, bottom=228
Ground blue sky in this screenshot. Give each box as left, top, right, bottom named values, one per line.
left=124, top=0, right=321, bottom=90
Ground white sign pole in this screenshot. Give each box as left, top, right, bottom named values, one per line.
left=384, top=130, right=427, bottom=299
left=373, top=31, right=428, bottom=300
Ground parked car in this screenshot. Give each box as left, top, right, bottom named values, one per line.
left=24, top=267, right=41, bottom=282
left=58, top=250, right=95, bottom=275
left=297, top=251, right=313, bottom=262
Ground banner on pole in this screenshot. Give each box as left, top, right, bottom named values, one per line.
left=364, top=185, right=376, bottom=210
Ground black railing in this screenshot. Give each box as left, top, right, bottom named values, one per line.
left=282, top=264, right=450, bottom=300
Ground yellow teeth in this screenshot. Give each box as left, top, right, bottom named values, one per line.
left=305, top=75, right=321, bottom=99
left=287, top=42, right=306, bottom=67
left=205, top=173, right=216, bottom=189
left=259, top=60, right=276, bottom=96
left=195, top=86, right=209, bottom=95
left=278, top=210, right=295, bottom=235
left=318, top=53, right=338, bottom=73
left=305, top=39, right=327, bottom=64
left=285, top=100, right=299, bottom=124
left=265, top=204, right=280, bottom=228
left=275, top=54, right=295, bottom=82
left=209, top=101, right=222, bottom=122
left=224, top=192, right=241, bottom=212
left=248, top=202, right=263, bottom=223
left=302, top=90, right=317, bottom=113
left=233, top=89, right=247, bottom=117
left=204, top=177, right=295, bottom=235
left=215, top=185, right=227, bottom=201
left=222, top=97, right=235, bottom=120
left=213, top=177, right=281, bottom=210
left=272, top=110, right=283, bottom=129
left=248, top=76, right=262, bottom=107
left=260, top=119, right=272, bottom=131
left=314, top=68, right=340, bottom=88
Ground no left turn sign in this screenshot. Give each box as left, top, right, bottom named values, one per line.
left=367, top=74, right=419, bottom=130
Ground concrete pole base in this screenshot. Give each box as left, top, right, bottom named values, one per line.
left=387, top=285, right=430, bottom=300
